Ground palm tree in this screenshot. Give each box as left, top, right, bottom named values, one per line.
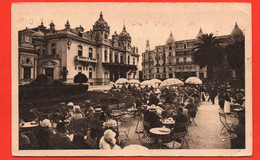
left=192, top=33, right=224, bottom=81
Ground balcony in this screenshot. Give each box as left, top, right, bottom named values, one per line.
left=102, top=62, right=137, bottom=70
left=75, top=56, right=97, bottom=63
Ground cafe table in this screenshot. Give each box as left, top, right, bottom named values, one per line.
left=150, top=127, right=171, bottom=149
left=161, top=119, right=175, bottom=129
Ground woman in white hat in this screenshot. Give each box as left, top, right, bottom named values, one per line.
left=35, top=119, right=55, bottom=149
left=71, top=105, right=84, bottom=121
left=99, top=129, right=121, bottom=150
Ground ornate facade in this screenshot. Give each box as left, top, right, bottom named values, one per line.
left=142, top=23, right=244, bottom=81
left=18, top=12, right=139, bottom=85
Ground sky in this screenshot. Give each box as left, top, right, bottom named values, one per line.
left=13, top=2, right=251, bottom=57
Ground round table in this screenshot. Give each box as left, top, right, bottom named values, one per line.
left=150, top=127, right=171, bottom=149
left=161, top=120, right=175, bottom=129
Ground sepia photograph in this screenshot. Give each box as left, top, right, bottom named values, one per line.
left=11, top=2, right=252, bottom=156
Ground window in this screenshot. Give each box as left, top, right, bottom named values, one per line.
left=115, top=54, right=118, bottom=63
left=184, top=44, right=186, bottom=49
left=169, top=46, right=172, bottom=50
left=89, top=48, right=93, bottom=58
left=163, top=67, right=166, bottom=73
left=78, top=45, right=83, bottom=56
left=128, top=56, right=130, bottom=64
left=163, top=60, right=166, bottom=65
left=120, top=54, right=123, bottom=64
left=156, top=75, right=160, bottom=79
left=157, top=60, right=159, bottom=64
left=110, top=51, right=113, bottom=62
left=78, top=32, right=83, bottom=37
left=184, top=58, right=187, bottom=63
left=176, top=58, right=179, bottom=63
left=51, top=43, right=56, bottom=55
left=149, top=69, right=151, bottom=73
left=133, top=58, right=135, bottom=65
left=157, top=67, right=159, bottom=73
left=89, top=68, right=92, bottom=78
left=184, top=51, right=187, bottom=55
left=169, top=52, right=172, bottom=57
left=78, top=66, right=82, bottom=72
left=104, top=50, right=108, bottom=62
left=23, top=67, right=31, bottom=80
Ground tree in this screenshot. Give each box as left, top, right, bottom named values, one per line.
left=192, top=33, right=224, bottom=81
left=73, top=72, right=88, bottom=84
left=226, top=39, right=245, bottom=87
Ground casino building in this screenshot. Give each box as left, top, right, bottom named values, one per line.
left=142, top=23, right=244, bottom=81
left=18, top=12, right=139, bottom=85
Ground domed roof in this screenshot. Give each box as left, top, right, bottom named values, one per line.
left=231, top=22, right=243, bottom=37
left=93, top=12, right=110, bottom=32
left=119, top=25, right=131, bottom=42
left=196, top=27, right=203, bottom=40
left=166, top=32, right=175, bottom=44
left=32, top=29, right=44, bottom=38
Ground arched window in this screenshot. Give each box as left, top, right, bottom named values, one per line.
left=104, top=50, right=108, bottom=62
left=51, top=43, right=56, bottom=55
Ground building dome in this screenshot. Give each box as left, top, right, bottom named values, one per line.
left=93, top=12, right=110, bottom=32
left=231, top=22, right=244, bottom=42
left=231, top=22, right=243, bottom=36
left=32, top=29, right=44, bottom=39
left=196, top=27, right=203, bottom=40
left=166, top=32, right=175, bottom=44
left=119, top=25, right=131, bottom=42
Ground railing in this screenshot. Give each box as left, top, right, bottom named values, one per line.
left=75, top=56, right=97, bottom=63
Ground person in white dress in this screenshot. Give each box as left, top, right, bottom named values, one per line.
left=224, top=90, right=231, bottom=113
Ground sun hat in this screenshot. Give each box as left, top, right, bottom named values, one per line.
left=104, top=129, right=116, bottom=141
left=40, top=119, right=52, bottom=128
left=84, top=100, right=91, bottom=105
left=95, top=108, right=103, bottom=113
left=67, top=102, right=74, bottom=106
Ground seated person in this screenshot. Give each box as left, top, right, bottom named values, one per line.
left=49, top=122, right=72, bottom=149
left=161, top=104, right=174, bottom=119
left=144, top=107, right=162, bottom=130
left=35, top=119, right=55, bottom=149
left=99, top=129, right=121, bottom=150
left=71, top=105, right=84, bottom=122
left=173, top=107, right=188, bottom=133
left=70, top=132, right=89, bottom=149
left=89, top=109, right=104, bottom=142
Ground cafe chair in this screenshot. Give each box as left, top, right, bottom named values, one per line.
left=162, top=131, right=188, bottom=149
left=138, top=121, right=156, bottom=148
left=188, top=110, right=197, bottom=126
left=118, top=116, right=132, bottom=142
left=218, top=112, right=237, bottom=139
left=176, top=121, right=190, bottom=148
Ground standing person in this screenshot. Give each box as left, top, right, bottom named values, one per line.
left=199, top=85, right=206, bottom=101
left=209, top=87, right=217, bottom=105
left=218, top=90, right=225, bottom=110
left=224, top=89, right=231, bottom=113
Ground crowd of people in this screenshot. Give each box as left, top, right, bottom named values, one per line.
left=19, top=81, right=245, bottom=150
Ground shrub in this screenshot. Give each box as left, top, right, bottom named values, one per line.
left=74, top=72, right=88, bottom=84
left=30, top=74, right=48, bottom=85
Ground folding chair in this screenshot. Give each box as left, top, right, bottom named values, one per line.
left=218, top=112, right=236, bottom=139
left=188, top=110, right=197, bottom=126
left=118, top=115, right=132, bottom=142
left=176, top=121, right=190, bottom=148
left=137, top=121, right=156, bottom=149
left=163, top=131, right=188, bottom=149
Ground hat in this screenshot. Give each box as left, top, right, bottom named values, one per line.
left=84, top=100, right=91, bottom=105
left=104, top=129, right=116, bottom=141
left=40, top=119, right=51, bottom=128
left=158, top=102, right=163, bottom=106
left=58, top=102, right=66, bottom=106
left=67, top=102, right=74, bottom=106
left=95, top=108, right=102, bottom=113
left=73, top=105, right=81, bottom=112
